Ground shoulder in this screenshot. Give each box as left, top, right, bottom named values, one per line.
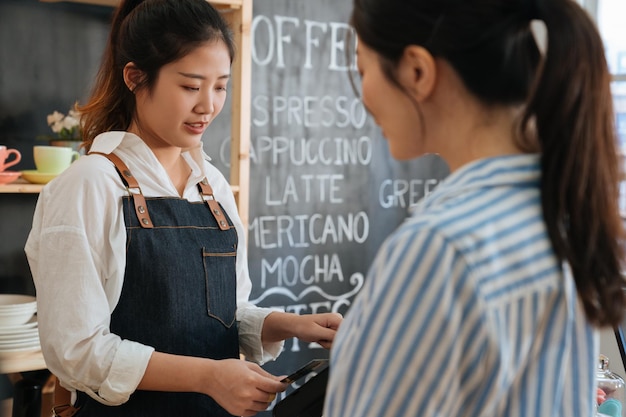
left=366, top=205, right=482, bottom=308
left=384, top=207, right=466, bottom=262
left=37, top=153, right=126, bottom=222
left=407, top=179, right=542, bottom=252
left=371, top=217, right=472, bottom=301
left=44, top=153, right=124, bottom=195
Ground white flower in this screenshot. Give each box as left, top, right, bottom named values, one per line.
left=62, top=115, right=79, bottom=130
left=46, top=107, right=82, bottom=140
left=50, top=121, right=64, bottom=133
left=47, top=111, right=64, bottom=126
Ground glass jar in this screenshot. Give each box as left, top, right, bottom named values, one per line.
left=597, top=354, right=626, bottom=416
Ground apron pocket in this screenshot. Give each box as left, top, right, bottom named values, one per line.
left=202, top=246, right=237, bottom=328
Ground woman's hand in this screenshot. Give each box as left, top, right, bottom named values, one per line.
left=203, top=358, right=287, bottom=417
left=139, top=353, right=286, bottom=416
left=293, top=312, right=343, bottom=349
left=262, top=312, right=343, bottom=349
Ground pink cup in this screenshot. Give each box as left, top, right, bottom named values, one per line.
left=0, top=146, right=21, bottom=172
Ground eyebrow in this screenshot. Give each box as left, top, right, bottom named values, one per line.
left=178, top=72, right=231, bottom=80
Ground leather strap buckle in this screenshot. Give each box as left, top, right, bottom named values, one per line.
left=52, top=404, right=80, bottom=417
left=198, top=179, right=230, bottom=231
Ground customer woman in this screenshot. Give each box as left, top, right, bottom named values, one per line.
left=25, top=1, right=341, bottom=416
left=324, top=0, right=626, bottom=416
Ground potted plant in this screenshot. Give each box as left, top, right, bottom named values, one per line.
left=41, top=106, right=85, bottom=153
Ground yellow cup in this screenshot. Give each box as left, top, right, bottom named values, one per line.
left=33, top=146, right=80, bottom=174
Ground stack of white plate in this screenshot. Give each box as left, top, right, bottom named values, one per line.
left=0, top=294, right=40, bottom=358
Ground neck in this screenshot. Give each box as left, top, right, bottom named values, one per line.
left=427, top=61, right=525, bottom=172
left=442, top=106, right=524, bottom=172
left=159, top=150, right=190, bottom=197
left=151, top=146, right=184, bottom=172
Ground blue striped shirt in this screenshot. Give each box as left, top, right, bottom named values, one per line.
left=324, top=154, right=597, bottom=417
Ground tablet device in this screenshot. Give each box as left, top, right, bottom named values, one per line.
left=273, top=366, right=329, bottom=417
left=280, top=359, right=329, bottom=384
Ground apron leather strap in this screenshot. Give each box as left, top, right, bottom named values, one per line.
left=90, top=152, right=154, bottom=229
left=198, top=179, right=230, bottom=231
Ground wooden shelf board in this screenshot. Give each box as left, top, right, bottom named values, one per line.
left=0, top=179, right=239, bottom=195
left=0, top=350, right=47, bottom=374
left=0, top=179, right=44, bottom=194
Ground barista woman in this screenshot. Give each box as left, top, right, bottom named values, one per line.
left=26, top=1, right=341, bottom=416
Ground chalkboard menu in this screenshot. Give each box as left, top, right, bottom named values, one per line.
left=202, top=0, right=450, bottom=412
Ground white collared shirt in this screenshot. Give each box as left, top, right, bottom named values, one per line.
left=25, top=131, right=283, bottom=405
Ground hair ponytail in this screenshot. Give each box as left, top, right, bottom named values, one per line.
left=523, top=0, right=626, bottom=327
left=78, top=0, right=144, bottom=148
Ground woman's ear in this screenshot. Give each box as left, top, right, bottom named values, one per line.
left=397, top=45, right=437, bottom=102
left=123, top=62, right=144, bottom=93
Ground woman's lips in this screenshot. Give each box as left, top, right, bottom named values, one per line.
left=184, top=122, right=208, bottom=135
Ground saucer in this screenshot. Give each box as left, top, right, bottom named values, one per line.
left=0, top=171, right=21, bottom=185
left=21, top=170, right=58, bottom=185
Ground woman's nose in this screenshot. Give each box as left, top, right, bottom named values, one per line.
left=195, top=91, right=215, bottom=115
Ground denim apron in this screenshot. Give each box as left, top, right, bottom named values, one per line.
left=74, top=153, right=239, bottom=416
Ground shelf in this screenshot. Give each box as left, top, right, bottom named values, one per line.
left=0, top=180, right=238, bottom=195
left=0, top=180, right=44, bottom=194
left=0, top=350, right=47, bottom=374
